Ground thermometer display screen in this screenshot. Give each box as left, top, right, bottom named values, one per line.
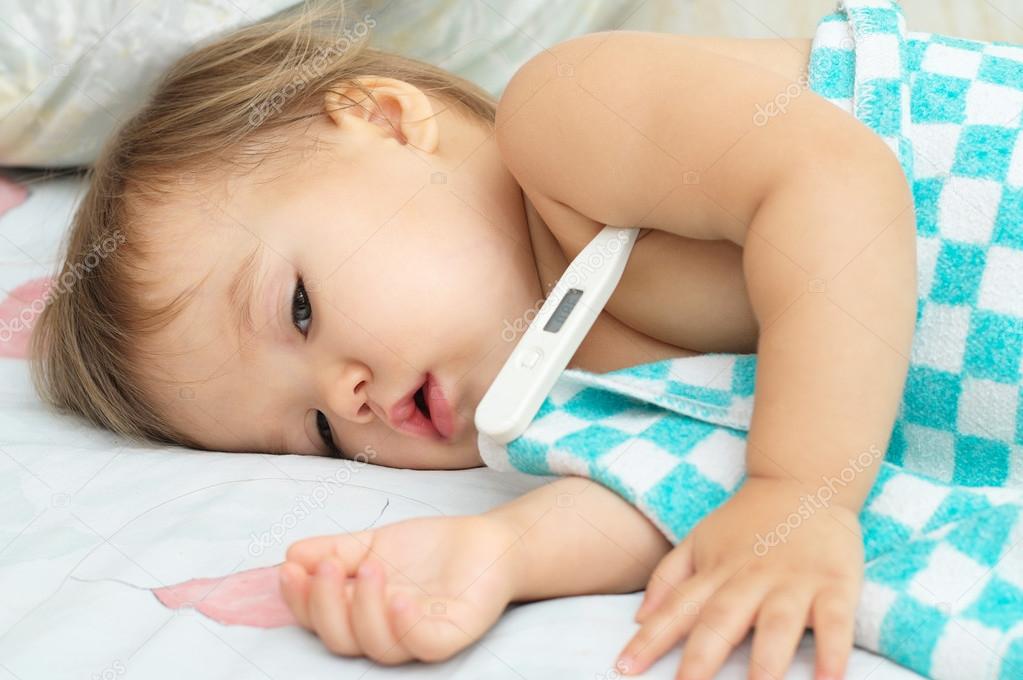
left=543, top=288, right=583, bottom=333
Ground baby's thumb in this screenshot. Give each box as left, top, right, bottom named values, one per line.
left=389, top=594, right=483, bottom=663
left=634, top=536, right=694, bottom=622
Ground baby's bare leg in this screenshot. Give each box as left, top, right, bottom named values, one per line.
left=485, top=476, right=672, bottom=603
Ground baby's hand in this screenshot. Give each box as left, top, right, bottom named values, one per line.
left=279, top=513, right=522, bottom=665
left=617, top=477, right=864, bottom=680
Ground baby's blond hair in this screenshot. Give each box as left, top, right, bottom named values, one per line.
left=29, top=1, right=497, bottom=448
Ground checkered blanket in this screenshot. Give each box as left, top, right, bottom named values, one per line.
left=478, top=2, right=1023, bottom=678
left=810, top=0, right=1023, bottom=489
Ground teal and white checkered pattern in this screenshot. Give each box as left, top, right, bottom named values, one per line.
left=477, top=2, right=1023, bottom=678
left=809, top=0, right=1023, bottom=488
left=479, top=354, right=1023, bottom=680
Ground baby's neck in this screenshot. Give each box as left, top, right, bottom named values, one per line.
left=519, top=191, right=693, bottom=376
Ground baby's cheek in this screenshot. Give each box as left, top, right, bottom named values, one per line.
left=336, top=430, right=385, bottom=468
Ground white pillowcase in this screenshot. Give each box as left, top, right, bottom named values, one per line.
left=0, top=0, right=300, bottom=168
left=0, top=0, right=644, bottom=168
left=363, top=0, right=647, bottom=98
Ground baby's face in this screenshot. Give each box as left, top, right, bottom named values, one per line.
left=140, top=91, right=542, bottom=468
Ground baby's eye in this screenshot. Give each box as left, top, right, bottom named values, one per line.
left=292, top=278, right=312, bottom=336
left=315, top=410, right=336, bottom=453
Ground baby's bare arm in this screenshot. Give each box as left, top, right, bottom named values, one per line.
left=485, top=476, right=672, bottom=603
left=281, top=476, right=670, bottom=663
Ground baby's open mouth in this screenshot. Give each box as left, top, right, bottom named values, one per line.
left=413, top=383, right=432, bottom=420
left=391, top=373, right=453, bottom=441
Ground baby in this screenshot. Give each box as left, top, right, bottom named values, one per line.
left=29, top=4, right=925, bottom=680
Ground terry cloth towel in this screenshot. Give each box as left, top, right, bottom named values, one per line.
left=478, top=2, right=1023, bottom=679
left=808, top=0, right=1023, bottom=487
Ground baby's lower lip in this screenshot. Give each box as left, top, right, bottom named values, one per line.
left=396, top=400, right=443, bottom=441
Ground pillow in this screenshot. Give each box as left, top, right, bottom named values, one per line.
left=362, top=0, right=648, bottom=98
left=0, top=0, right=301, bottom=168
left=0, top=0, right=644, bottom=168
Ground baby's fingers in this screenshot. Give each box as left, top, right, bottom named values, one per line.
left=350, top=559, right=412, bottom=665
left=280, top=561, right=313, bottom=630
left=308, top=557, right=361, bottom=656
left=281, top=560, right=358, bottom=631
left=675, top=577, right=768, bottom=680
left=286, top=531, right=373, bottom=573
left=635, top=536, right=694, bottom=622
left=811, top=587, right=857, bottom=680
left=749, top=587, right=814, bottom=680
left=618, top=571, right=718, bottom=675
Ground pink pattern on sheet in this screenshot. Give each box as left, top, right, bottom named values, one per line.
left=0, top=277, right=53, bottom=359
left=0, top=175, right=28, bottom=216
left=152, top=564, right=298, bottom=628
left=0, top=176, right=36, bottom=359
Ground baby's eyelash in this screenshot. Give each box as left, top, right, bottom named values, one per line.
left=316, top=410, right=340, bottom=456
left=291, top=277, right=312, bottom=336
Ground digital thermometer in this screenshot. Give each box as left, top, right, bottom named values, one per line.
left=474, top=226, right=641, bottom=444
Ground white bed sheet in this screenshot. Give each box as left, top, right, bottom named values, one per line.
left=0, top=175, right=924, bottom=679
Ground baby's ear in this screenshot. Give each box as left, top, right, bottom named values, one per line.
left=323, top=76, right=439, bottom=152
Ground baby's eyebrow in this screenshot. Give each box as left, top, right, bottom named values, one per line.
left=226, top=240, right=266, bottom=343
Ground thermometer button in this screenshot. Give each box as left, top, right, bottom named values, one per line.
left=520, top=347, right=543, bottom=369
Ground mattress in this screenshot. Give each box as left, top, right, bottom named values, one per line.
left=0, top=177, right=925, bottom=678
